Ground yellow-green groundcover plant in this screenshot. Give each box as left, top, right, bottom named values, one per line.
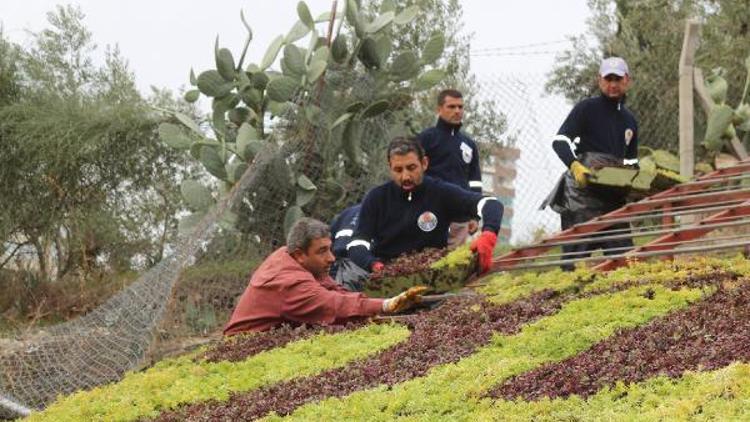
left=28, top=324, right=409, bottom=421
left=30, top=255, right=750, bottom=421
left=480, top=255, right=750, bottom=304
left=272, top=284, right=707, bottom=420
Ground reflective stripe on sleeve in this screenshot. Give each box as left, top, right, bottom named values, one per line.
left=346, top=240, right=371, bottom=250
left=335, top=229, right=354, bottom=238
left=469, top=181, right=483, bottom=188
left=552, top=134, right=580, bottom=149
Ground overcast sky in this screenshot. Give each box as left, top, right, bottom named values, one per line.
left=0, top=1, right=591, bottom=95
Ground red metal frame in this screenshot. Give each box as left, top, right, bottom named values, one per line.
left=593, top=199, right=750, bottom=271
left=492, top=161, right=750, bottom=272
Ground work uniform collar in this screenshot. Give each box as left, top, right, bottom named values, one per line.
left=599, top=93, right=627, bottom=111
left=436, top=117, right=462, bottom=133
left=391, top=179, right=427, bottom=202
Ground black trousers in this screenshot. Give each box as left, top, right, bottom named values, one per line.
left=559, top=211, right=633, bottom=271
left=331, top=258, right=369, bottom=291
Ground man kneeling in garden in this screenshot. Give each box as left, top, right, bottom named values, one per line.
left=224, top=217, right=425, bottom=334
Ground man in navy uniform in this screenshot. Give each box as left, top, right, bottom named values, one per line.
left=347, top=137, right=504, bottom=278
left=417, top=89, right=483, bottom=248
left=328, top=204, right=366, bottom=290
left=330, top=204, right=361, bottom=262
left=543, top=56, right=638, bottom=270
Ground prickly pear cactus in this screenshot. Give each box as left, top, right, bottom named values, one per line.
left=158, top=1, right=448, bottom=238
left=701, top=56, right=750, bottom=155
left=363, top=245, right=477, bottom=298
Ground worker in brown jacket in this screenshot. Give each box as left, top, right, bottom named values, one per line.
left=224, top=217, right=426, bottom=334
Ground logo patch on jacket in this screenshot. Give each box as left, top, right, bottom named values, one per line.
left=417, top=211, right=438, bottom=232
left=624, top=128, right=634, bottom=145
left=460, top=142, right=473, bottom=164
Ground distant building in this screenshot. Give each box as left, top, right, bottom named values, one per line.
left=481, top=145, right=520, bottom=243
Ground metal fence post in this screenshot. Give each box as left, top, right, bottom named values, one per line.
left=679, top=19, right=701, bottom=179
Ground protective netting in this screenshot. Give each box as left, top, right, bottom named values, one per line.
left=0, top=71, right=680, bottom=416
left=0, top=137, right=282, bottom=413
left=473, top=74, right=568, bottom=242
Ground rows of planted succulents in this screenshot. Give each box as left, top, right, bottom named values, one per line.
left=29, top=255, right=750, bottom=421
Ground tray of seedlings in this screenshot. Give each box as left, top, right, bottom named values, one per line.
left=362, top=244, right=478, bottom=298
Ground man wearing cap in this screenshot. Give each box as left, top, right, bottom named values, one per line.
left=542, top=56, right=638, bottom=270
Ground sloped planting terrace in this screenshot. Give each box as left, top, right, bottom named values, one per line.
left=152, top=289, right=566, bottom=421
left=491, top=273, right=749, bottom=401
left=27, top=255, right=750, bottom=421
left=27, top=325, right=409, bottom=421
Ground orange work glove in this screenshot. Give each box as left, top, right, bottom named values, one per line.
left=382, top=286, right=429, bottom=314
left=470, top=230, right=497, bottom=274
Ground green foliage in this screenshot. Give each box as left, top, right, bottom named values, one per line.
left=590, top=166, right=640, bottom=187
left=0, top=268, right=138, bottom=332
left=276, top=284, right=704, bottom=420
left=701, top=62, right=750, bottom=154
left=430, top=244, right=473, bottom=269
left=29, top=324, right=409, bottom=421
left=181, top=180, right=215, bottom=212
left=362, top=246, right=478, bottom=298
left=0, top=31, right=20, bottom=107
left=158, top=123, right=193, bottom=150
left=0, top=6, right=198, bottom=279
left=421, top=33, right=446, bottom=65
left=650, top=149, right=680, bottom=173
left=479, top=266, right=588, bottom=305
left=31, top=253, right=750, bottom=421
left=480, top=255, right=750, bottom=307
left=582, top=254, right=750, bottom=293
left=197, top=70, right=233, bottom=97
left=484, top=362, right=750, bottom=419
left=582, top=148, right=685, bottom=193
left=700, top=2, right=750, bottom=109
left=157, top=1, right=455, bottom=240
left=180, top=258, right=258, bottom=283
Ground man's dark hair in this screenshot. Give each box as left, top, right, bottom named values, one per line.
left=287, top=217, right=330, bottom=254
left=437, top=89, right=463, bottom=106
left=386, top=136, right=425, bottom=162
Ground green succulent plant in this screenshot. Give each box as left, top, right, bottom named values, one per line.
left=702, top=54, right=750, bottom=153
left=159, top=1, right=447, bottom=237
left=588, top=148, right=686, bottom=194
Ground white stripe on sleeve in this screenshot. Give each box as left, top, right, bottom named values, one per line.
left=335, top=229, right=354, bottom=238
left=346, top=240, right=371, bottom=250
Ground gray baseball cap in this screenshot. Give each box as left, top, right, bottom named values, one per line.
left=599, top=57, right=629, bottom=77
